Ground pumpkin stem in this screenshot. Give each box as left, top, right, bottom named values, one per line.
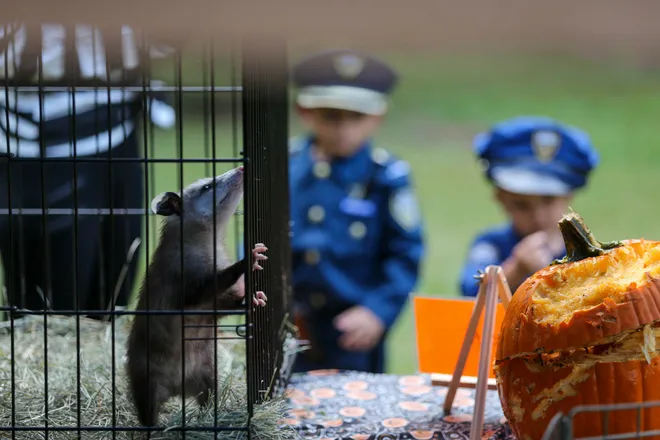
left=552, top=211, right=622, bottom=265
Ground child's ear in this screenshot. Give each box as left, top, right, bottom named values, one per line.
left=151, top=191, right=182, bottom=216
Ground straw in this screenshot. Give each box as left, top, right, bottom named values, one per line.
left=0, top=315, right=298, bottom=439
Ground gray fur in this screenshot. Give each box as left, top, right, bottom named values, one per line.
left=125, top=167, right=268, bottom=428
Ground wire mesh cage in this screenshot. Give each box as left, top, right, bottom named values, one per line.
left=0, top=22, right=294, bottom=438
left=541, top=400, right=660, bottom=440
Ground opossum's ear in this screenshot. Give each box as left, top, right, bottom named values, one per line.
left=151, top=191, right=182, bottom=217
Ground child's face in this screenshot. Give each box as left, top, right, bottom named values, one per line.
left=494, top=188, right=573, bottom=237
left=296, top=106, right=383, bottom=157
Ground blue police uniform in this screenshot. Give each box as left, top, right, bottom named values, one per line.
left=459, top=116, right=599, bottom=297
left=288, top=49, right=425, bottom=374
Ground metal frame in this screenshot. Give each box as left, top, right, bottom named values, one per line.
left=0, top=28, right=293, bottom=438
left=542, top=400, right=660, bottom=440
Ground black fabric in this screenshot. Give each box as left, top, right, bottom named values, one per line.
left=0, top=131, right=143, bottom=316
left=283, top=370, right=515, bottom=440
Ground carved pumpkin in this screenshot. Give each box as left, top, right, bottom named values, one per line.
left=495, top=211, right=660, bottom=440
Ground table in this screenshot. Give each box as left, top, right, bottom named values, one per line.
left=281, top=370, right=515, bottom=440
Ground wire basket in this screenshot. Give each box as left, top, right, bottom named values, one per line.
left=542, top=400, right=660, bottom=440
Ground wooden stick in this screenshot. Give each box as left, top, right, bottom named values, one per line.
left=469, top=265, right=500, bottom=440
left=442, top=275, right=488, bottom=414
left=431, top=373, right=497, bottom=390
left=496, top=266, right=512, bottom=308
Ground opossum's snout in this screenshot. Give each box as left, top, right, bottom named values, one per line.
left=221, top=166, right=244, bottom=191
left=197, top=166, right=244, bottom=222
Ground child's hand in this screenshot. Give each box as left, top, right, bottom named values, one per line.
left=512, top=231, right=557, bottom=274
left=333, top=305, right=385, bottom=352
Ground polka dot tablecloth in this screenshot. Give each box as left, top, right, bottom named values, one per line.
left=280, top=370, right=516, bottom=440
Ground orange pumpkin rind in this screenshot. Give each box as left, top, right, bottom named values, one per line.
left=496, top=211, right=660, bottom=440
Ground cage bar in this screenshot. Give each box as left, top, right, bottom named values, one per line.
left=241, top=36, right=292, bottom=413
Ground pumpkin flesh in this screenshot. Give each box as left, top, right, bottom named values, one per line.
left=495, top=213, right=660, bottom=440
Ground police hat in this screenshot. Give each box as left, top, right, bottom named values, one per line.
left=291, top=49, right=398, bottom=116
left=473, top=116, right=599, bottom=196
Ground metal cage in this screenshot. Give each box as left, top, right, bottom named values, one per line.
left=542, top=401, right=660, bottom=440
left=0, top=24, right=293, bottom=438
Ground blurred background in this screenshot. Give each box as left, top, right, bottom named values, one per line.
left=4, top=2, right=660, bottom=374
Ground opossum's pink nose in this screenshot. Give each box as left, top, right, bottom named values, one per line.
left=238, top=166, right=244, bottom=172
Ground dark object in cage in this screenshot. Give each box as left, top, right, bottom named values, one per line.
left=541, top=400, right=660, bottom=440
left=0, top=22, right=296, bottom=438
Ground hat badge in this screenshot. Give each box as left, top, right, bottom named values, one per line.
left=333, top=53, right=365, bottom=80
left=531, top=130, right=561, bottom=163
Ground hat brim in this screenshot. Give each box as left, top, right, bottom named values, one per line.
left=296, top=85, right=388, bottom=116
left=490, top=165, right=573, bottom=196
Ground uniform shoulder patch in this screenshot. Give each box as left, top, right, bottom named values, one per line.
left=468, top=241, right=499, bottom=264
left=389, top=187, right=421, bottom=232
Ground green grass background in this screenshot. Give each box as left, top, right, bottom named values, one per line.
left=2, top=46, right=659, bottom=375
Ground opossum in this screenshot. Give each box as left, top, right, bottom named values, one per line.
left=125, top=166, right=268, bottom=428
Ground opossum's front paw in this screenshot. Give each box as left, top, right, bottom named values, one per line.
left=252, top=291, right=267, bottom=307
left=252, top=243, right=268, bottom=271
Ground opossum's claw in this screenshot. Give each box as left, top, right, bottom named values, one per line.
left=253, top=291, right=267, bottom=307
left=252, top=244, right=268, bottom=254
left=251, top=243, right=268, bottom=271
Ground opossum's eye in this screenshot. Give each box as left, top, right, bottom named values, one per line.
left=202, top=184, right=213, bottom=192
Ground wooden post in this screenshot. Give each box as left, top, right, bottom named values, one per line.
left=441, top=265, right=512, bottom=440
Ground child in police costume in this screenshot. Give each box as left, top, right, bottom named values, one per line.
left=459, top=116, right=599, bottom=297
left=289, top=49, right=425, bottom=374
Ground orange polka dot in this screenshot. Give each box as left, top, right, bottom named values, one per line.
left=398, top=375, right=426, bottom=387
left=322, top=419, right=344, bottom=427
left=443, top=413, right=473, bottom=423
left=410, top=430, right=434, bottom=440
left=398, top=401, right=430, bottom=412
left=351, top=435, right=370, bottom=440
left=339, top=406, right=366, bottom=418
left=343, top=380, right=369, bottom=391
left=382, top=417, right=409, bottom=428
left=310, top=388, right=337, bottom=399
left=290, top=396, right=321, bottom=406
left=346, top=390, right=378, bottom=401
left=284, top=388, right=305, bottom=399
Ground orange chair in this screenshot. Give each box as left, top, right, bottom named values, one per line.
left=413, top=295, right=506, bottom=388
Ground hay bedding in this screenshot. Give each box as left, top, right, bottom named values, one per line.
left=0, top=315, right=296, bottom=440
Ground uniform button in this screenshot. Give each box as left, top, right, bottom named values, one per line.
left=349, top=221, right=367, bottom=239
left=310, top=292, right=326, bottom=309
left=370, top=147, right=390, bottom=165
left=305, top=249, right=321, bottom=265
left=313, top=161, right=331, bottom=179
left=308, top=205, right=325, bottom=223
